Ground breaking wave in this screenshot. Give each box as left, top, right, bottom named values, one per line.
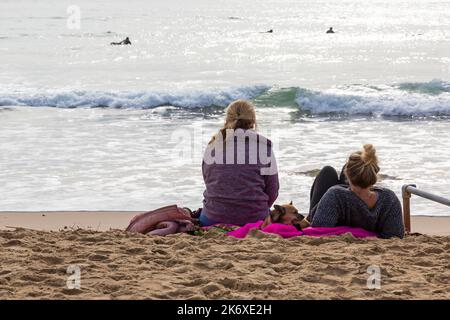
left=2, top=80, right=450, bottom=117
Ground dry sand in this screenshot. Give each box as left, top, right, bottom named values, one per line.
left=0, top=212, right=449, bottom=300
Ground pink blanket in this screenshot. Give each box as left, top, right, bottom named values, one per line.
left=226, top=220, right=377, bottom=239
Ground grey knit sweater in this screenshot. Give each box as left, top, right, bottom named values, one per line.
left=309, top=185, right=404, bottom=238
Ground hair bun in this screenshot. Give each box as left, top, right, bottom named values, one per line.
left=345, top=144, right=380, bottom=188
left=362, top=144, right=377, bottom=165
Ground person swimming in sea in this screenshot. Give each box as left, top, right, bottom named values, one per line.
left=110, top=37, right=131, bottom=45
left=260, top=29, right=273, bottom=33
left=326, top=27, right=335, bottom=34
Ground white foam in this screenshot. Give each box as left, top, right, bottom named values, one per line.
left=0, top=85, right=269, bottom=109
left=296, top=81, right=450, bottom=116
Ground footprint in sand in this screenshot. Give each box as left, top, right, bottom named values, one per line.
left=152, top=238, right=169, bottom=245
left=99, top=283, right=122, bottom=294
left=107, top=263, right=119, bottom=270
left=172, top=266, right=190, bottom=273
left=201, top=282, right=222, bottom=295
left=272, top=265, right=294, bottom=273
left=0, top=231, right=26, bottom=240
left=44, top=278, right=65, bottom=287
left=39, top=255, right=64, bottom=265
left=424, top=273, right=450, bottom=284
left=381, top=265, right=405, bottom=277
left=413, top=259, right=435, bottom=267
left=318, top=276, right=341, bottom=286
left=350, top=276, right=367, bottom=286
left=236, top=281, right=278, bottom=292
left=61, top=288, right=83, bottom=295
left=110, top=273, right=132, bottom=281
left=172, top=241, right=191, bottom=250
left=423, top=247, right=445, bottom=254
left=88, top=254, right=109, bottom=261
left=342, top=233, right=366, bottom=243
left=264, top=254, right=283, bottom=264
left=176, top=278, right=209, bottom=287
left=80, top=236, right=107, bottom=243
left=168, top=288, right=197, bottom=298
left=93, top=249, right=114, bottom=255
left=322, top=265, right=351, bottom=276
left=20, top=274, right=48, bottom=282
left=26, top=291, right=46, bottom=298
left=302, top=237, right=334, bottom=246
left=366, top=245, right=386, bottom=254
left=193, top=261, right=215, bottom=269
left=217, top=277, right=238, bottom=289
left=163, top=258, right=182, bottom=267
left=215, top=261, right=234, bottom=270
left=2, top=239, right=23, bottom=247
left=392, top=289, right=412, bottom=296
left=186, top=294, right=206, bottom=300
left=247, top=229, right=280, bottom=240
left=152, top=248, right=169, bottom=255
left=299, top=274, right=322, bottom=283
left=230, top=253, right=255, bottom=261
left=126, top=247, right=147, bottom=254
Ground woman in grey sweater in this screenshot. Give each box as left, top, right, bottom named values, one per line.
left=306, top=144, right=405, bottom=239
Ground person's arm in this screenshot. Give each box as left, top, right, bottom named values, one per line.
left=263, top=142, right=279, bottom=208
left=377, top=193, right=405, bottom=239
left=311, top=188, right=340, bottom=227
left=264, top=172, right=279, bottom=208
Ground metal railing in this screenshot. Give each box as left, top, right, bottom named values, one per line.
left=402, top=184, right=450, bottom=233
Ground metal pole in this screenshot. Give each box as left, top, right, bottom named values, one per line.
left=401, top=184, right=450, bottom=235
left=402, top=184, right=414, bottom=234
left=405, top=185, right=450, bottom=207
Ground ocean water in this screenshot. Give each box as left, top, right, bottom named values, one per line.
left=1, top=0, right=450, bottom=216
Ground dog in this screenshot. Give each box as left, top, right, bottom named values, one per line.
left=261, top=201, right=310, bottom=230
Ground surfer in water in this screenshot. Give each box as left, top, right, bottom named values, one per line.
left=110, top=37, right=131, bottom=45
left=261, top=29, right=273, bottom=33
left=326, top=27, right=335, bottom=34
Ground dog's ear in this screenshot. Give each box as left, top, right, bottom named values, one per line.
left=273, top=205, right=286, bottom=214
left=289, top=201, right=293, bottom=205
left=271, top=205, right=286, bottom=222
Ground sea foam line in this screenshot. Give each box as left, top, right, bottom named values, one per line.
left=295, top=80, right=450, bottom=116
left=0, top=85, right=269, bottom=109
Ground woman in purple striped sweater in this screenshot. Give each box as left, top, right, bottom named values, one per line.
left=199, top=100, right=279, bottom=226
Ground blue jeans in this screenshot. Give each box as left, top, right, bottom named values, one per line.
left=199, top=211, right=219, bottom=227
left=199, top=208, right=270, bottom=227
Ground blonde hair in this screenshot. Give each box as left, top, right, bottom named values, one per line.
left=209, top=99, right=256, bottom=144
left=345, top=144, right=380, bottom=189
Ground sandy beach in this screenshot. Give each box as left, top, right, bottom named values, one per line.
left=0, top=212, right=449, bottom=300
left=2, top=0, right=450, bottom=304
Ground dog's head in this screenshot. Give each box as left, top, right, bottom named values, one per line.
left=261, top=201, right=308, bottom=230
left=270, top=201, right=304, bottom=226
